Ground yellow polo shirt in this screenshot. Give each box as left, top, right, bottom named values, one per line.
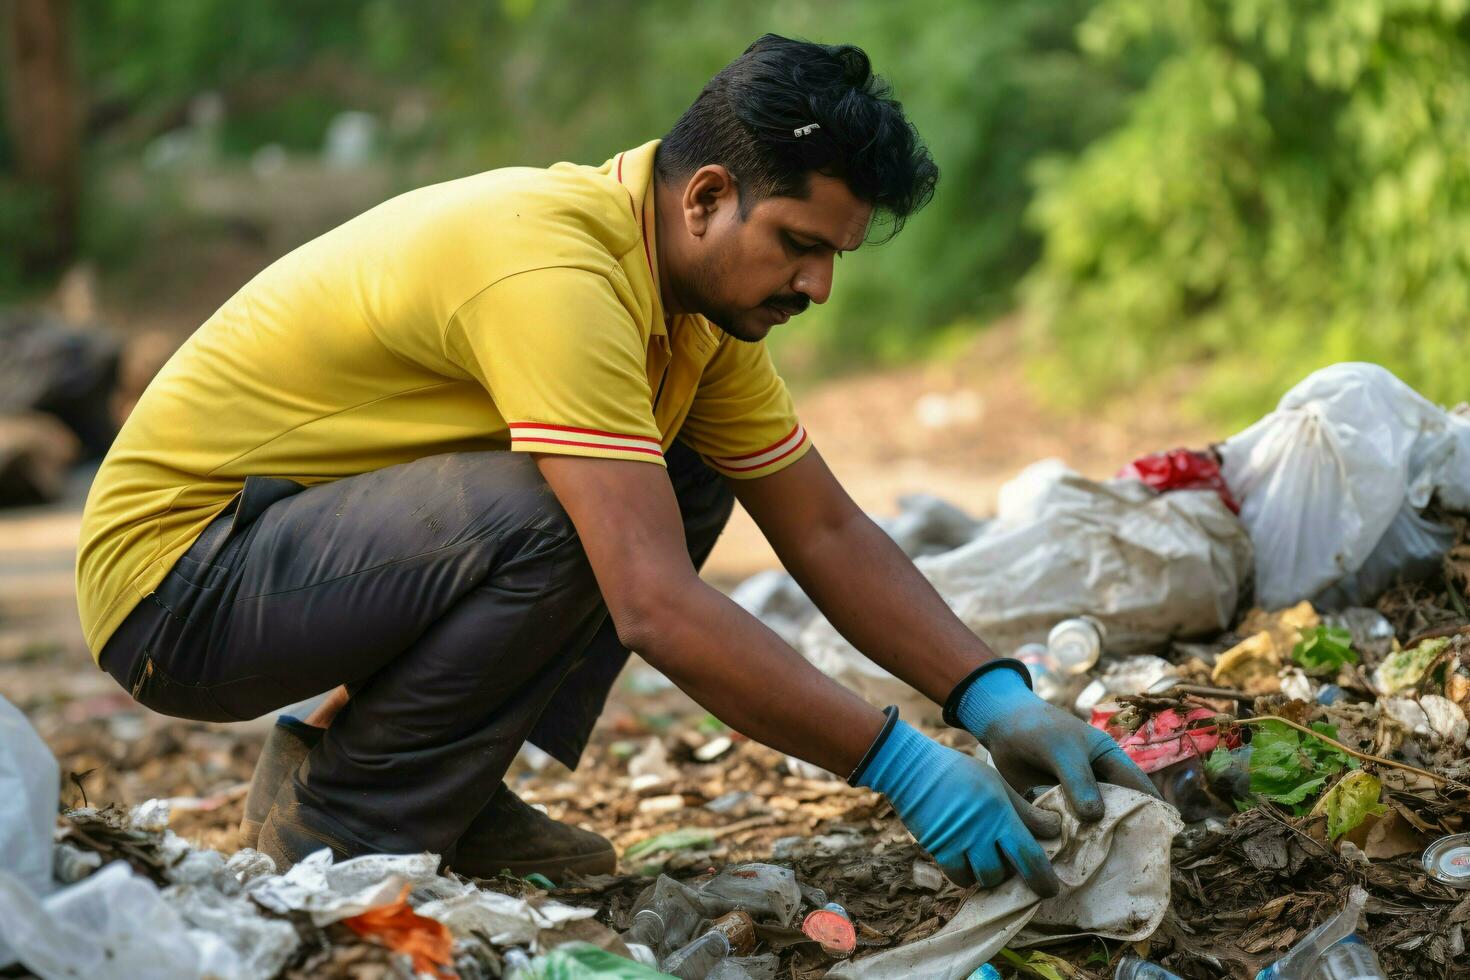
left=76, top=140, right=811, bottom=657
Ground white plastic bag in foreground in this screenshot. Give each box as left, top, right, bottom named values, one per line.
left=1220, top=362, right=1470, bottom=609
left=0, top=695, right=59, bottom=897
left=0, top=861, right=200, bottom=979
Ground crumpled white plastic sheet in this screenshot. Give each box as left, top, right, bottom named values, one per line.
left=416, top=883, right=597, bottom=947
left=828, top=785, right=1183, bottom=980
left=798, top=463, right=1251, bottom=722
left=248, top=848, right=440, bottom=924
left=167, top=882, right=299, bottom=980
left=1220, top=362, right=1470, bottom=609
left=0, top=862, right=202, bottom=979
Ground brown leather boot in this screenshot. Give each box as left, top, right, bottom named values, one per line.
left=239, top=718, right=319, bottom=850
left=451, top=783, right=617, bottom=882
left=256, top=782, right=382, bottom=872
left=243, top=724, right=615, bottom=880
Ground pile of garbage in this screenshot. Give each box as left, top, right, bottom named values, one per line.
left=732, top=363, right=1470, bottom=977
left=7, top=361, right=1470, bottom=979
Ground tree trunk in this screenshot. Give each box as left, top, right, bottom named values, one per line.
left=2, top=0, right=79, bottom=275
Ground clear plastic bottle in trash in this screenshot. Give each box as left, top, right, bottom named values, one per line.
left=623, top=908, right=665, bottom=948
left=1114, top=954, right=1183, bottom=979
left=662, top=929, right=731, bottom=980
left=632, top=875, right=705, bottom=954
left=1311, top=935, right=1386, bottom=979
left=1047, top=616, right=1105, bottom=675
left=1014, top=642, right=1065, bottom=703
left=1255, top=886, right=1380, bottom=979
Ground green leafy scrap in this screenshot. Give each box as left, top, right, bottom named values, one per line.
left=1311, top=770, right=1389, bottom=841
left=1246, top=720, right=1355, bottom=813
left=1291, top=626, right=1358, bottom=676
left=1377, top=638, right=1449, bottom=694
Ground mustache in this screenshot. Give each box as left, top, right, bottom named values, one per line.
left=764, top=294, right=810, bottom=316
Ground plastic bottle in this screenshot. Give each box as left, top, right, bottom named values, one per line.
left=623, top=908, right=665, bottom=948
left=662, top=929, right=731, bottom=980
left=632, top=876, right=704, bottom=954
left=1255, top=886, right=1369, bottom=979
left=1114, top=955, right=1183, bottom=979
left=706, top=961, right=754, bottom=980
left=1015, top=642, right=1066, bottom=703
left=1048, top=616, right=1105, bottom=675
left=1151, top=758, right=1231, bottom=823
left=1311, top=935, right=1386, bottom=979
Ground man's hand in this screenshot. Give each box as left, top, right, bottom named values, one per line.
left=951, top=664, right=1159, bottom=820
left=853, top=713, right=1062, bottom=896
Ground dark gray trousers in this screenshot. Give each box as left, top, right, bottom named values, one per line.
left=98, top=442, right=733, bottom=853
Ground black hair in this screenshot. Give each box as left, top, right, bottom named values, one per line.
left=656, top=34, right=938, bottom=243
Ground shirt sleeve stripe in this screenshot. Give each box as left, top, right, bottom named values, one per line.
left=712, top=427, right=809, bottom=473
left=709, top=422, right=803, bottom=463
left=512, top=436, right=665, bottom=457
left=509, top=422, right=662, bottom=445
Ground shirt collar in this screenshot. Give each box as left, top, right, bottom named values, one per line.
left=609, top=140, right=667, bottom=338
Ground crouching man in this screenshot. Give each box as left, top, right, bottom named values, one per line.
left=77, top=35, right=1155, bottom=892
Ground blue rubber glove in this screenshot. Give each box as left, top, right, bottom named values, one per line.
left=949, top=661, right=1160, bottom=821
left=852, top=710, right=1062, bottom=896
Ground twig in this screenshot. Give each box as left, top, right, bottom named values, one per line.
left=1234, top=715, right=1461, bottom=787
left=1172, top=683, right=1254, bottom=701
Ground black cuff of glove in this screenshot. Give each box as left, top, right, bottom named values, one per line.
left=846, top=705, right=899, bottom=787
left=940, top=657, right=1033, bottom=729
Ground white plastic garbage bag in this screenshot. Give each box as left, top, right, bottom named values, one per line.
left=0, top=861, right=200, bottom=979
left=1, top=694, right=59, bottom=897
left=828, top=785, right=1182, bottom=980
left=1220, top=362, right=1470, bottom=609
left=799, top=463, right=1251, bottom=722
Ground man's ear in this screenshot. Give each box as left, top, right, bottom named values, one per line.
left=682, top=164, right=737, bottom=238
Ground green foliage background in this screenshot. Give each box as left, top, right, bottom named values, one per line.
left=1024, top=0, right=1470, bottom=421
left=6, top=0, right=1470, bottom=419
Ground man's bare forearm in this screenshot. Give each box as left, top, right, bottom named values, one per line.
left=733, top=452, right=997, bottom=706
left=629, top=578, right=886, bottom=776
left=776, top=507, right=997, bottom=703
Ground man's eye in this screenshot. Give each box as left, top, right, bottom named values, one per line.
left=783, top=233, right=814, bottom=254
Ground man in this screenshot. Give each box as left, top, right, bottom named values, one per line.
left=77, top=35, right=1155, bottom=895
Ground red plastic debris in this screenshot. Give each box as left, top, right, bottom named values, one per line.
left=1117, top=449, right=1240, bottom=514
left=1091, top=705, right=1237, bottom=774
left=802, top=908, right=857, bottom=957
left=341, top=884, right=457, bottom=978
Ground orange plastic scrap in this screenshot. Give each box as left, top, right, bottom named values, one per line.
left=342, top=884, right=457, bottom=978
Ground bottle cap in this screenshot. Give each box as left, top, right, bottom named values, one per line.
left=802, top=908, right=857, bottom=957
left=1423, top=833, right=1470, bottom=888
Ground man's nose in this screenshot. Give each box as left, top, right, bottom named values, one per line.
left=793, top=256, right=833, bottom=306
